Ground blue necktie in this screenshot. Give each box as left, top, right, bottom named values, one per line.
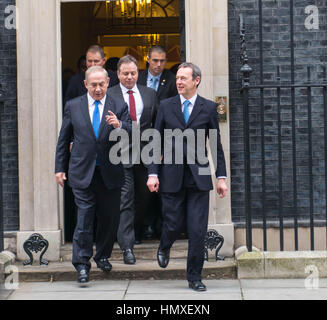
left=151, top=77, right=158, bottom=91
left=183, top=100, right=191, bottom=123
left=93, top=100, right=100, bottom=138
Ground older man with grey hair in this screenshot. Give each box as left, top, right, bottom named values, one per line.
left=55, top=66, right=131, bottom=284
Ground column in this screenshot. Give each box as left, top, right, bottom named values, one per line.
left=185, top=0, right=234, bottom=256
left=16, top=0, right=61, bottom=261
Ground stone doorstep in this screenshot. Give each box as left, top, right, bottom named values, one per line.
left=60, top=239, right=188, bottom=261
left=236, top=249, right=327, bottom=279
left=12, top=239, right=236, bottom=282
left=13, top=259, right=237, bottom=282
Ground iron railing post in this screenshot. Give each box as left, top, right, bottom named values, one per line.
left=240, top=14, right=253, bottom=252
left=0, top=83, right=4, bottom=252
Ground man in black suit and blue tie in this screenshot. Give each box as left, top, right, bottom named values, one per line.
left=147, top=62, right=228, bottom=292
left=55, top=66, right=131, bottom=284
left=138, top=45, right=177, bottom=102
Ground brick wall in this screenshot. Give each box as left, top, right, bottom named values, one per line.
left=228, top=0, right=327, bottom=225
left=0, top=0, right=18, bottom=231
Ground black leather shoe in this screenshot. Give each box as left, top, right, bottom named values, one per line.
left=157, top=248, right=170, bottom=268
left=134, top=238, right=142, bottom=245
left=188, top=280, right=207, bottom=292
left=77, top=268, right=89, bottom=284
left=94, top=258, right=112, bottom=272
left=123, top=249, right=136, bottom=265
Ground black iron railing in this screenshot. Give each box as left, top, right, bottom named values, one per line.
left=0, top=83, right=4, bottom=252
left=240, top=9, right=327, bottom=252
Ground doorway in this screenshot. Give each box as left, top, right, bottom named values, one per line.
left=60, top=0, right=185, bottom=241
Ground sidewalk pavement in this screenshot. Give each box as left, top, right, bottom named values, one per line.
left=2, top=278, right=327, bottom=300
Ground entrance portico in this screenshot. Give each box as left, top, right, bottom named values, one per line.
left=15, top=0, right=233, bottom=261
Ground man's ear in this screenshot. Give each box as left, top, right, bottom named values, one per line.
left=195, top=76, right=201, bottom=87
left=84, top=79, right=88, bottom=89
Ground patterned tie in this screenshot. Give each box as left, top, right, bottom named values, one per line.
left=151, top=77, right=158, bottom=91
left=92, top=100, right=101, bottom=138
left=183, top=100, right=191, bottom=123
left=128, top=90, right=137, bottom=122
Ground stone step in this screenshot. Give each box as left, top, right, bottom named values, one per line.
left=60, top=239, right=189, bottom=261
left=14, top=239, right=236, bottom=282
left=14, top=258, right=236, bottom=282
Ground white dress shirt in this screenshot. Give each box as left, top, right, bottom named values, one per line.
left=120, top=83, right=144, bottom=123
left=87, top=93, right=106, bottom=124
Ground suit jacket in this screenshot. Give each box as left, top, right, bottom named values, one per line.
left=107, top=84, right=158, bottom=168
left=148, top=95, right=227, bottom=193
left=137, top=69, right=177, bottom=102
left=55, top=93, right=132, bottom=190
left=64, top=70, right=119, bottom=104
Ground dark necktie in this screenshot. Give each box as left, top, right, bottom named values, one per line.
left=183, top=100, right=191, bottom=123
left=128, top=90, right=137, bottom=122
left=93, top=100, right=101, bottom=138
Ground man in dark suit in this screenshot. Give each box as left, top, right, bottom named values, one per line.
left=55, top=66, right=131, bottom=284
left=63, top=45, right=119, bottom=242
left=147, top=62, right=228, bottom=292
left=108, top=55, right=157, bottom=264
left=64, top=45, right=119, bottom=104
left=138, top=45, right=178, bottom=241
left=138, top=45, right=177, bottom=101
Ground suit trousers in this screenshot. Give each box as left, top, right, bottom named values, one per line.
left=160, top=188, right=209, bottom=282
left=117, top=163, right=152, bottom=250
left=71, top=167, right=121, bottom=271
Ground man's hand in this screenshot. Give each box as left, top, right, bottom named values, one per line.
left=105, top=110, right=121, bottom=128
left=56, top=172, right=67, bottom=188
left=147, top=176, right=159, bottom=193
left=217, top=178, right=228, bottom=198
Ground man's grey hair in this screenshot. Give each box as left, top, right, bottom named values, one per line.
left=178, top=62, right=202, bottom=82
left=117, top=55, right=139, bottom=72
left=85, top=66, right=108, bottom=82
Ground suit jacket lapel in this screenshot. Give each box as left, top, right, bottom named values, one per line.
left=98, top=94, right=111, bottom=138
left=138, top=85, right=150, bottom=126
left=186, top=95, right=204, bottom=127
left=138, top=71, right=147, bottom=86
left=172, top=95, right=186, bottom=126
left=80, top=94, right=96, bottom=139
left=157, top=70, right=167, bottom=96
left=112, top=85, right=124, bottom=101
